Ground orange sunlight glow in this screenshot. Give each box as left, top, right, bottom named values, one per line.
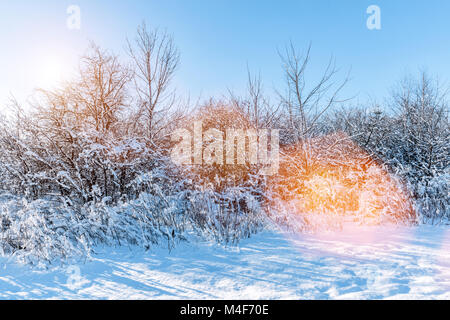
left=269, top=132, right=416, bottom=228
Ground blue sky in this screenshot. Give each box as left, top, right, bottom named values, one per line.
left=1, top=0, right=450, bottom=107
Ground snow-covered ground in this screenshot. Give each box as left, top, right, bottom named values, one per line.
left=1, top=225, right=450, bottom=299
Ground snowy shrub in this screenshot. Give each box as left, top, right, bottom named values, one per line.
left=327, top=72, right=449, bottom=225
left=266, top=133, right=417, bottom=232
left=0, top=197, right=88, bottom=265
left=168, top=102, right=268, bottom=243
left=187, top=187, right=265, bottom=244
left=414, top=172, right=450, bottom=224
left=0, top=169, right=190, bottom=265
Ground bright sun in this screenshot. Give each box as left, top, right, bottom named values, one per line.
left=36, top=56, right=70, bottom=89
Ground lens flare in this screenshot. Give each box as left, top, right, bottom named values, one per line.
left=268, top=132, right=416, bottom=229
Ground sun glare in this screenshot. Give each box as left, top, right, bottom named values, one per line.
left=269, top=133, right=416, bottom=227
left=36, top=56, right=71, bottom=89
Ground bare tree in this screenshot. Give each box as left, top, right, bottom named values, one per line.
left=72, top=44, right=131, bottom=133
left=127, top=22, right=180, bottom=139
left=229, top=67, right=280, bottom=129
left=278, top=43, right=350, bottom=141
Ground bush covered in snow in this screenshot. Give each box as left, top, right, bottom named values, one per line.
left=329, top=73, right=449, bottom=224
left=266, top=133, right=417, bottom=232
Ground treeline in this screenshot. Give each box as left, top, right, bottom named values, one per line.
left=0, top=25, right=448, bottom=264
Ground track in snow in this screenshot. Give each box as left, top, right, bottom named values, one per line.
left=1, top=225, right=450, bottom=299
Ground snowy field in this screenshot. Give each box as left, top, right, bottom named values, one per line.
left=1, top=225, right=450, bottom=300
